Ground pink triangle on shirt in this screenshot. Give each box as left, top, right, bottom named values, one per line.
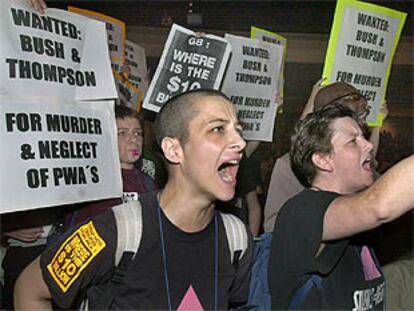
left=360, top=246, right=382, bottom=281
left=177, top=285, right=205, bottom=311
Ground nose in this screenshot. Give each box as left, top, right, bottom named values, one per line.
left=127, top=134, right=143, bottom=146
left=230, top=128, right=246, bottom=152
left=363, top=137, right=374, bottom=152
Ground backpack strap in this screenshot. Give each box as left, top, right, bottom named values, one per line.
left=83, top=201, right=143, bottom=311
left=112, top=200, right=143, bottom=265
left=220, top=212, right=249, bottom=263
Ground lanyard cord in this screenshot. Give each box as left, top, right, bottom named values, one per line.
left=156, top=200, right=218, bottom=311
left=214, top=213, right=218, bottom=311
left=157, top=202, right=172, bottom=311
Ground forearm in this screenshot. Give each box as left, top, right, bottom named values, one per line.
left=323, top=155, right=414, bottom=241
left=246, top=192, right=262, bottom=237
left=369, top=126, right=380, bottom=159
left=14, top=257, right=53, bottom=311
left=370, top=155, right=414, bottom=221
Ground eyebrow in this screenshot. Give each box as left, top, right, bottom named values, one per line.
left=206, top=118, right=229, bottom=125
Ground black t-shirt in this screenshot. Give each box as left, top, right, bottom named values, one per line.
left=40, top=191, right=252, bottom=310
left=268, top=189, right=385, bottom=310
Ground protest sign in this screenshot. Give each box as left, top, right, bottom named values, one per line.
left=322, top=0, right=406, bottom=126
left=113, top=70, right=144, bottom=111
left=68, top=6, right=126, bottom=72
left=112, top=40, right=148, bottom=111
left=126, top=40, right=149, bottom=95
left=0, top=96, right=122, bottom=213
left=143, top=24, right=231, bottom=113
left=221, top=34, right=283, bottom=142
left=0, top=0, right=117, bottom=101
left=251, top=26, right=287, bottom=98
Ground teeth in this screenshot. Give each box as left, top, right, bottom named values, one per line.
left=218, top=167, right=233, bottom=182
left=227, top=159, right=238, bottom=165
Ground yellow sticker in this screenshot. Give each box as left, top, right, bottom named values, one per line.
left=47, top=221, right=106, bottom=293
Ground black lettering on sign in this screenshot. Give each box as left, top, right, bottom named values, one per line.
left=336, top=71, right=354, bottom=83
left=242, top=60, right=262, bottom=71
left=244, top=97, right=271, bottom=108
left=230, top=96, right=244, bottom=106
left=38, top=140, right=98, bottom=159
left=345, top=45, right=385, bottom=63
left=53, top=166, right=87, bottom=186
left=20, top=34, right=65, bottom=59
left=90, top=166, right=99, bottom=183
left=5, top=113, right=42, bottom=132
left=11, top=8, right=80, bottom=39
left=6, top=59, right=96, bottom=87
left=235, top=72, right=271, bottom=85
left=237, top=110, right=265, bottom=120
left=46, top=114, right=102, bottom=135
left=355, top=30, right=378, bottom=45
left=357, top=13, right=389, bottom=32
left=241, top=46, right=269, bottom=59
left=26, top=168, right=49, bottom=188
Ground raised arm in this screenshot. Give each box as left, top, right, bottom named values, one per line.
left=14, top=257, right=53, bottom=311
left=322, top=155, right=414, bottom=241
left=300, top=77, right=326, bottom=120
left=369, top=101, right=388, bottom=160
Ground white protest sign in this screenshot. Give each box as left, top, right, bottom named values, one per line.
left=322, top=0, right=407, bottom=126
left=126, top=40, right=149, bottom=95
left=112, top=40, right=148, bottom=111
left=113, top=70, right=144, bottom=111
left=68, top=6, right=126, bottom=72
left=0, top=0, right=117, bottom=101
left=251, top=26, right=287, bottom=98
left=143, top=24, right=231, bottom=113
left=221, top=34, right=283, bottom=142
left=0, top=97, right=122, bottom=213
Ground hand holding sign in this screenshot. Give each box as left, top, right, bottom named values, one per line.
left=27, top=0, right=47, bottom=14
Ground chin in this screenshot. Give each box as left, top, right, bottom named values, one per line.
left=216, top=190, right=235, bottom=202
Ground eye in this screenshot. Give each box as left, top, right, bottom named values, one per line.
left=349, top=137, right=357, bottom=145
left=133, top=130, right=143, bottom=137
left=212, top=126, right=225, bottom=133
left=118, top=129, right=127, bottom=136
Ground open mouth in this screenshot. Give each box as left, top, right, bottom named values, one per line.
left=218, top=160, right=239, bottom=183
left=362, top=157, right=372, bottom=171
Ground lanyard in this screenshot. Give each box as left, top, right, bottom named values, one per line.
left=156, top=200, right=218, bottom=311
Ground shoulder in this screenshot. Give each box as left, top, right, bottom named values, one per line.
left=39, top=213, right=117, bottom=301
left=276, top=190, right=340, bottom=232
left=283, top=189, right=339, bottom=213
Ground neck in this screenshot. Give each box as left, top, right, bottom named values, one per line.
left=121, top=163, right=134, bottom=170
left=311, top=178, right=351, bottom=195
left=159, top=183, right=215, bottom=232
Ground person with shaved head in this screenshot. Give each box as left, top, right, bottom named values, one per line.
left=15, top=90, right=253, bottom=310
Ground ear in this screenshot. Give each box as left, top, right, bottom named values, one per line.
left=311, top=152, right=334, bottom=172
left=161, top=137, right=183, bottom=164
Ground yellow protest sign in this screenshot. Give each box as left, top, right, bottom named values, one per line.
left=322, top=0, right=406, bottom=126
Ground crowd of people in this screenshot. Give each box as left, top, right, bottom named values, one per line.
left=1, top=1, right=413, bottom=310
